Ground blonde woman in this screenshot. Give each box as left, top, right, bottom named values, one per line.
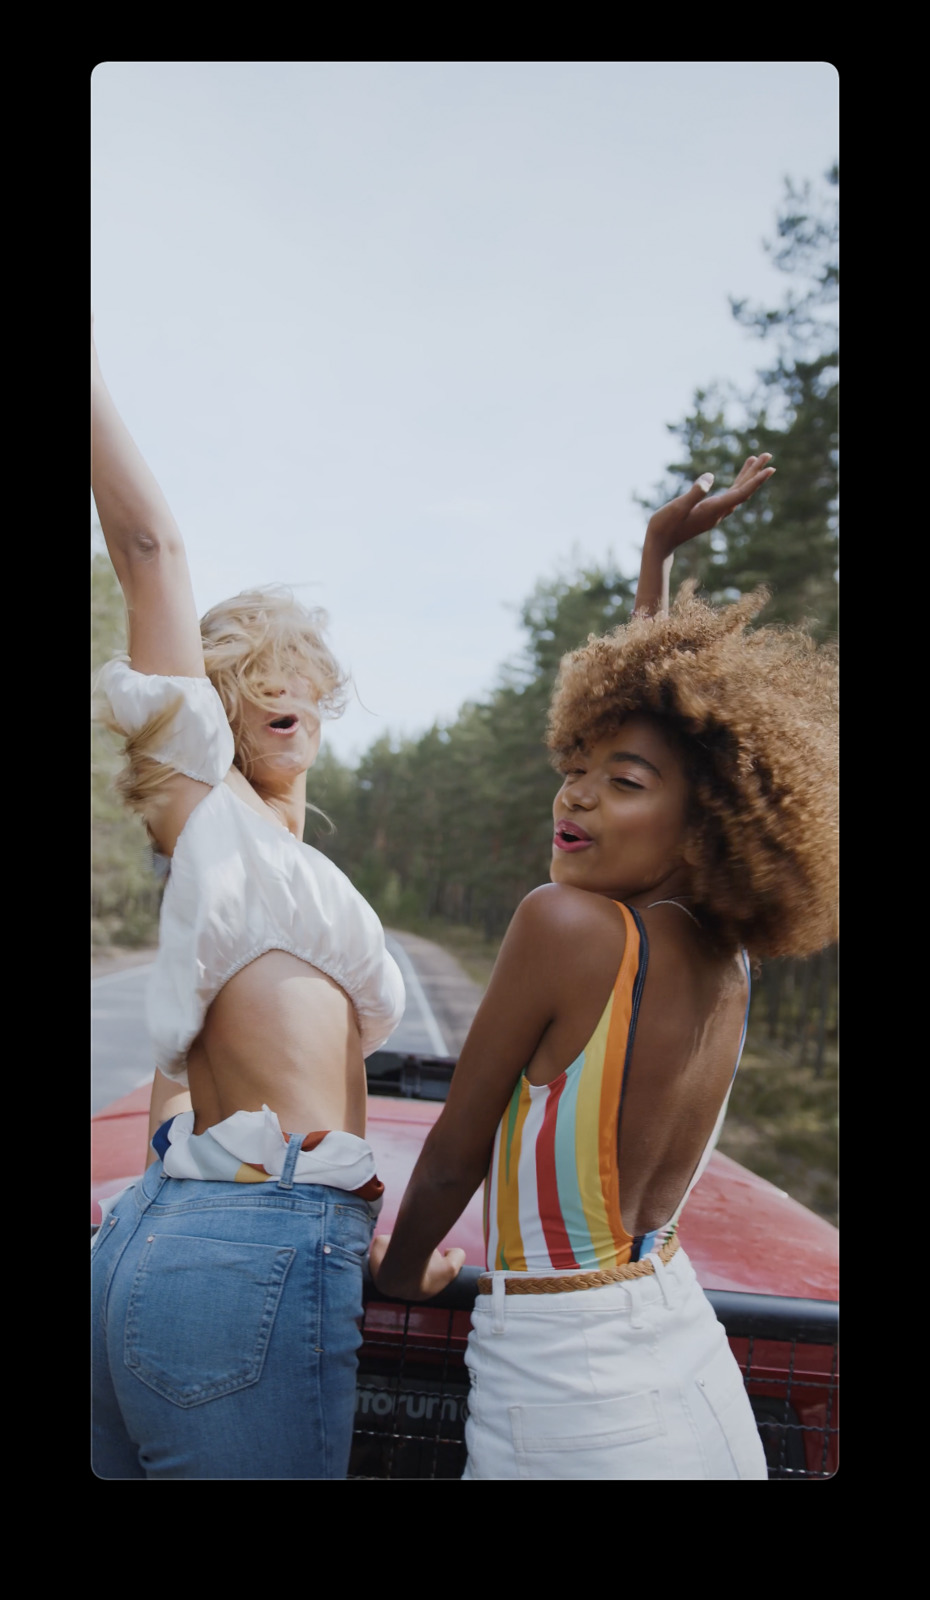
left=89, top=322, right=439, bottom=1479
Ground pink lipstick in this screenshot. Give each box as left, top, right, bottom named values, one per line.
left=553, top=819, right=594, bottom=852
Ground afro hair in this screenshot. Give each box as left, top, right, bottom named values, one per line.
left=546, top=583, right=838, bottom=960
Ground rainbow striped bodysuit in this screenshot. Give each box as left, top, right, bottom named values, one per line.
left=483, top=902, right=751, bottom=1272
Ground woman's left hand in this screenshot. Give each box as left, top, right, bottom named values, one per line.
left=369, top=1233, right=467, bottom=1302
left=646, top=454, right=775, bottom=557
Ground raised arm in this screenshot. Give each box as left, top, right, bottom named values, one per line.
left=633, top=455, right=776, bottom=618
left=93, top=322, right=204, bottom=1146
left=91, top=320, right=205, bottom=677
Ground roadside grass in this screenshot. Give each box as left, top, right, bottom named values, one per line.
left=716, top=1032, right=838, bottom=1228
left=408, top=916, right=838, bottom=1230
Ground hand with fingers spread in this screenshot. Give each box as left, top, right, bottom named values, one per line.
left=634, top=454, right=775, bottom=618
left=647, top=454, right=776, bottom=556
left=369, top=1232, right=467, bottom=1303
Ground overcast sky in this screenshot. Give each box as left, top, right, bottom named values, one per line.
left=91, top=61, right=838, bottom=765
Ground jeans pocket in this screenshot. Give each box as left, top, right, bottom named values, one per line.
left=124, top=1234, right=296, bottom=1408
left=694, top=1338, right=768, bottom=1480
left=509, top=1391, right=669, bottom=1480
left=326, top=1203, right=374, bottom=1264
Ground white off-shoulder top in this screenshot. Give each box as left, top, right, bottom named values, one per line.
left=96, top=659, right=406, bottom=1084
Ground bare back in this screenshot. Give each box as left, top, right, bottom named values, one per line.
left=188, top=952, right=367, bottom=1138
left=617, top=905, right=747, bottom=1235
left=520, top=895, right=747, bottom=1239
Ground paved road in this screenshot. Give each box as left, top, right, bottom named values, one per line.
left=91, top=931, right=485, bottom=1115
left=91, top=964, right=158, bottom=1113
left=382, top=930, right=485, bottom=1058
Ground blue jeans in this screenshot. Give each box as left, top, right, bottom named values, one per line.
left=91, top=1135, right=376, bottom=1479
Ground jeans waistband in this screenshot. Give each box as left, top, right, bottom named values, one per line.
left=135, top=1152, right=382, bottom=1217
left=152, top=1106, right=384, bottom=1201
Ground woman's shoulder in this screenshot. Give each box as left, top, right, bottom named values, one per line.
left=509, top=883, right=629, bottom=954
left=519, top=881, right=628, bottom=923
left=482, top=885, right=629, bottom=1027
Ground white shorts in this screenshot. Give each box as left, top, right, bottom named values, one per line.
left=462, top=1246, right=767, bottom=1480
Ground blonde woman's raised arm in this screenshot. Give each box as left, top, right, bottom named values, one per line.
left=91, top=320, right=205, bottom=678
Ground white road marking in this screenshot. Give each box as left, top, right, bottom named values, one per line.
left=386, top=938, right=448, bottom=1056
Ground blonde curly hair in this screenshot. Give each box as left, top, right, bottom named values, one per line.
left=97, top=585, right=348, bottom=813
left=546, top=583, right=838, bottom=960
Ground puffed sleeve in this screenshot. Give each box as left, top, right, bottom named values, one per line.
left=96, top=657, right=235, bottom=786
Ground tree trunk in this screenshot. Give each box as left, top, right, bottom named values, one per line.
left=795, top=957, right=813, bottom=1068
left=765, top=962, right=783, bottom=1040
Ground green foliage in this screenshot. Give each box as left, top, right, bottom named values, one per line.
left=91, top=170, right=838, bottom=976
left=638, top=166, right=838, bottom=639
left=717, top=1040, right=838, bottom=1226
left=307, top=167, right=839, bottom=1044
left=515, top=563, right=637, bottom=680
left=91, top=537, right=161, bottom=948
left=307, top=566, right=638, bottom=939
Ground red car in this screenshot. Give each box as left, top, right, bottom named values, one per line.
left=92, top=1050, right=838, bottom=1480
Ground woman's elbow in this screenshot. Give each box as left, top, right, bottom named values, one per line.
left=120, top=523, right=182, bottom=564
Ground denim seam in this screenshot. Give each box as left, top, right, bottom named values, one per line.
left=96, top=1190, right=154, bottom=1336
left=146, top=1197, right=327, bottom=1217
left=677, top=1381, right=712, bottom=1478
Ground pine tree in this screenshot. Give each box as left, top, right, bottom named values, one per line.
left=639, top=165, right=838, bottom=639
left=91, top=535, right=163, bottom=947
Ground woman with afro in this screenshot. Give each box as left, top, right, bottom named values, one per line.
left=371, top=455, right=837, bottom=1480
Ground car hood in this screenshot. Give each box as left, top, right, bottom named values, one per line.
left=92, top=1086, right=838, bottom=1301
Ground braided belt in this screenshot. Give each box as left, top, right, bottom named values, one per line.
left=476, top=1233, right=680, bottom=1296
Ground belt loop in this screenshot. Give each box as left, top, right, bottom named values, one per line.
left=277, top=1131, right=304, bottom=1190
left=648, top=1248, right=675, bottom=1309
left=491, top=1274, right=507, bottom=1334
left=143, top=1159, right=169, bottom=1201
left=626, top=1283, right=645, bottom=1330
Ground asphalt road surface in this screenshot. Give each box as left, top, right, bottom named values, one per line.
left=91, top=930, right=485, bottom=1115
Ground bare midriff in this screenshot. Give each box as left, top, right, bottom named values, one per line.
left=186, top=950, right=369, bottom=1139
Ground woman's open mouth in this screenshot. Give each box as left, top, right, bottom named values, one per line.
left=553, top=820, right=594, bottom=852
left=267, top=714, right=299, bottom=735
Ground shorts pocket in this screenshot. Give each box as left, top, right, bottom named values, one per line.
left=125, top=1234, right=296, bottom=1407
left=694, top=1338, right=768, bottom=1480
left=509, top=1391, right=669, bottom=1480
